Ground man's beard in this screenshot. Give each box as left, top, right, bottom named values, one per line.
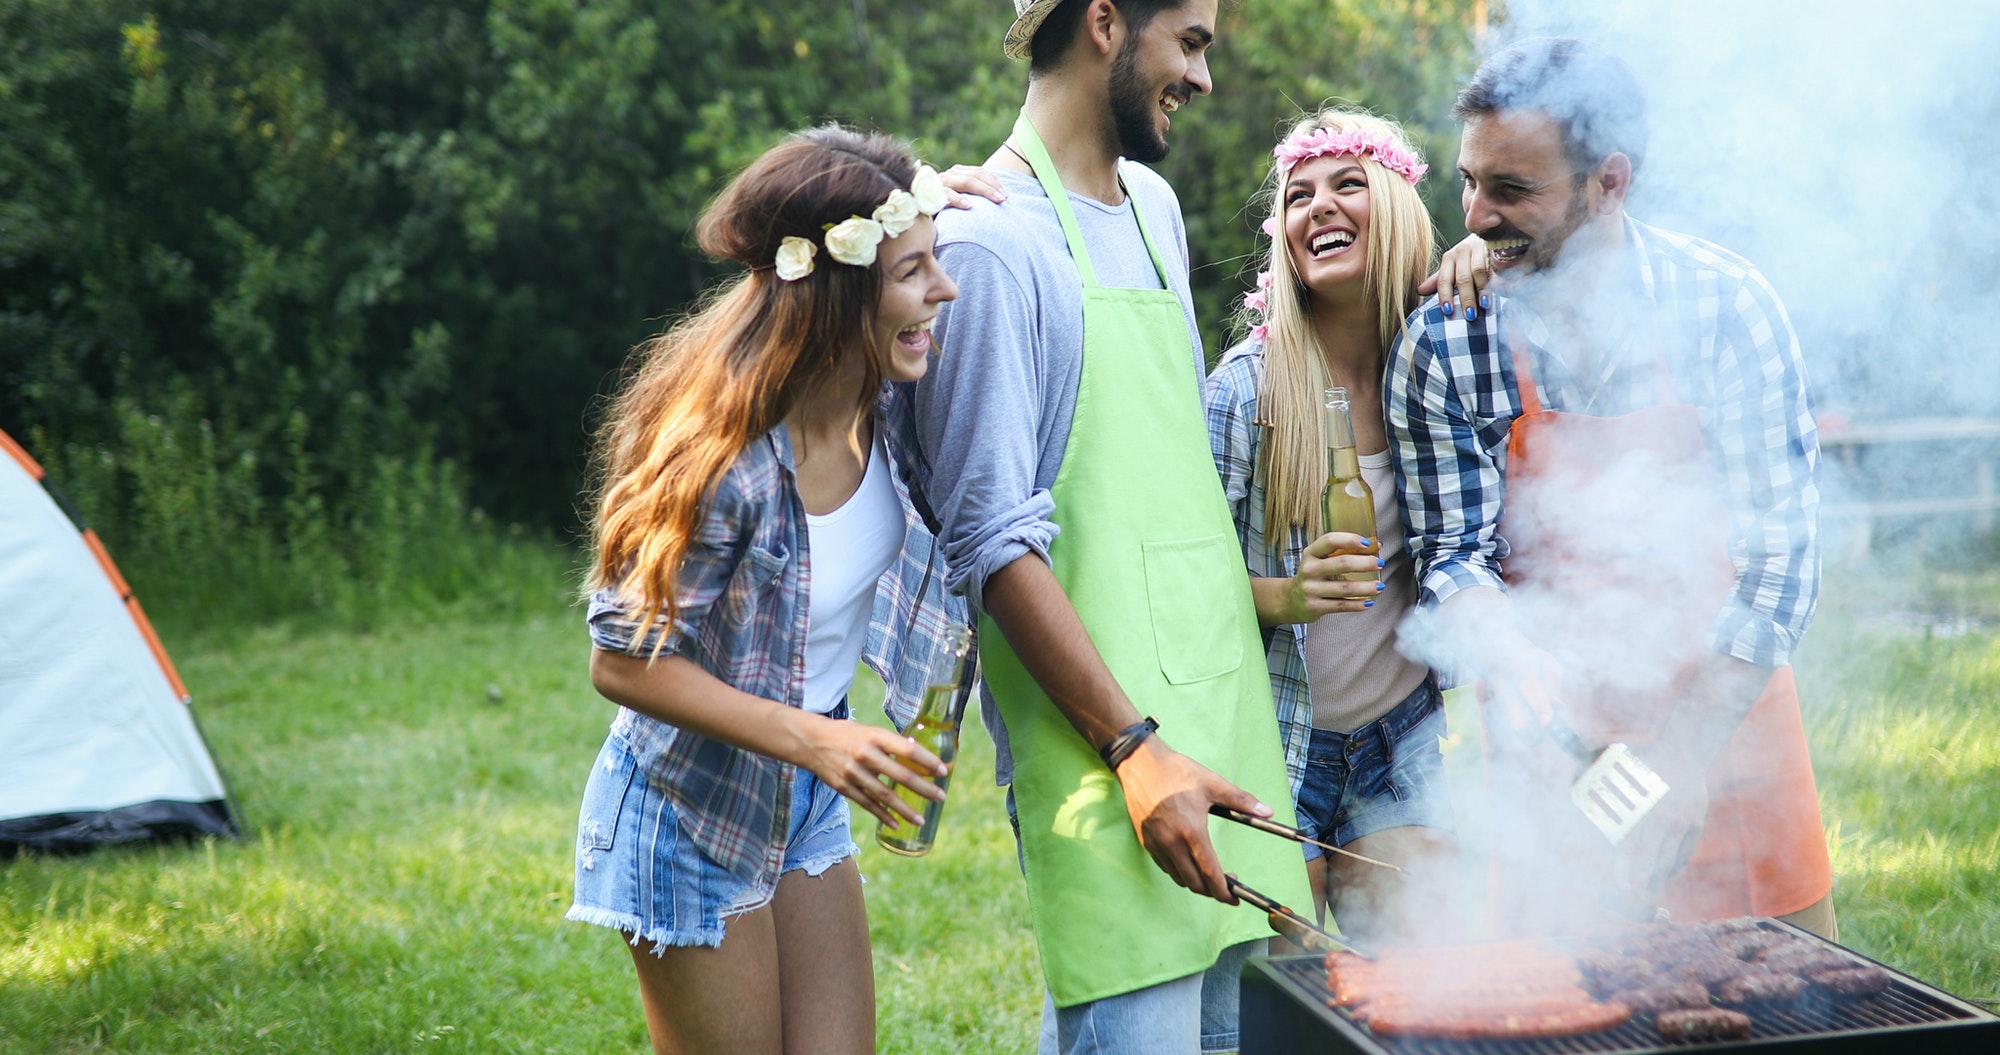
left=1523, top=176, right=1594, bottom=273
left=1109, top=39, right=1171, bottom=163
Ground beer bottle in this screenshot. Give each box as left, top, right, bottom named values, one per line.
left=1320, top=386, right=1379, bottom=580
left=875, top=624, right=974, bottom=857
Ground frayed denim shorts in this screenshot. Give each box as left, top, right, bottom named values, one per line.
left=1294, top=677, right=1455, bottom=854
left=564, top=716, right=859, bottom=950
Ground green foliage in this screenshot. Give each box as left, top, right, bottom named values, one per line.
left=1, top=1, right=1477, bottom=632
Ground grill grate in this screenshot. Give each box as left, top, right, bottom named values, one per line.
left=1242, top=921, right=2000, bottom=1055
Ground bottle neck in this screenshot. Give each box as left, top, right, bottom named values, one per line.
left=1325, top=401, right=1361, bottom=480
left=1326, top=443, right=1361, bottom=481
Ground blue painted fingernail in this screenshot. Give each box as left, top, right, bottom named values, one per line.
left=1361, top=538, right=1373, bottom=547
left=1480, top=294, right=1490, bottom=310
left=1377, top=557, right=1386, bottom=568
left=1364, top=600, right=1375, bottom=607
left=1466, top=306, right=1477, bottom=321
left=1442, top=301, right=1454, bottom=316
left=1376, top=581, right=1386, bottom=591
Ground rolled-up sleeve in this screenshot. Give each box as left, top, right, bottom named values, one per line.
left=588, top=468, right=754, bottom=657
left=914, top=241, right=1061, bottom=611
left=1388, top=304, right=1512, bottom=608
left=1704, top=271, right=1820, bottom=667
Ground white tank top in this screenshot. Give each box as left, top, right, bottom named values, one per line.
left=801, top=433, right=904, bottom=714
left=1299, top=450, right=1430, bottom=731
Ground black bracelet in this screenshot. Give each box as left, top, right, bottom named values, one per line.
left=1099, top=716, right=1159, bottom=771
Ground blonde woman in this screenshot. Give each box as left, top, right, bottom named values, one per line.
left=1202, top=108, right=1459, bottom=946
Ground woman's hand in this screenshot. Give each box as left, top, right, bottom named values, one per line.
left=1260, top=531, right=1383, bottom=626
left=938, top=164, right=1008, bottom=209
left=1418, top=234, right=1493, bottom=321
left=791, top=711, right=950, bottom=828
left=588, top=649, right=948, bottom=827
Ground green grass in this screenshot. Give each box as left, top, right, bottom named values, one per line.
left=2, top=571, right=1996, bottom=1052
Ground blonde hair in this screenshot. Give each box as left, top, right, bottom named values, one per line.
left=1235, top=107, right=1435, bottom=540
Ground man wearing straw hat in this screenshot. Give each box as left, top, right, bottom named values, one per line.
left=911, top=2, right=1309, bottom=1053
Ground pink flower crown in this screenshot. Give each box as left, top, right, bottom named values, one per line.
left=1272, top=127, right=1428, bottom=185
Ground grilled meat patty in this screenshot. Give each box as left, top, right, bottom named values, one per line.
left=1811, top=966, right=1892, bottom=996
left=1655, top=1007, right=1754, bottom=1041
left=1606, top=982, right=1712, bottom=1015
left=1717, top=970, right=1809, bottom=1005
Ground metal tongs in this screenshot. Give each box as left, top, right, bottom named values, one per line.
left=1225, top=874, right=1371, bottom=958
left=1209, top=804, right=1407, bottom=875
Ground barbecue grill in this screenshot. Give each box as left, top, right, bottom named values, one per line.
left=1240, top=920, right=2000, bottom=1053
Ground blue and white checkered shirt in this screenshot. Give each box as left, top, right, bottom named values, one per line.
left=1386, top=216, right=1820, bottom=669
left=586, top=385, right=969, bottom=888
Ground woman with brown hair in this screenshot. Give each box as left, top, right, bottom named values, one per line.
left=567, top=125, right=968, bottom=1055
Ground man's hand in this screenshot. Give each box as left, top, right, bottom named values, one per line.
left=1480, top=639, right=1567, bottom=748
left=1611, top=654, right=1771, bottom=899
left=1417, top=234, right=1494, bottom=320
left=1612, top=742, right=1709, bottom=904
left=1113, top=736, right=1270, bottom=904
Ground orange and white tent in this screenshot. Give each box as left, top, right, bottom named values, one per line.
left=1, top=428, right=237, bottom=854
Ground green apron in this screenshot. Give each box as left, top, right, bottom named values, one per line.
left=980, top=112, right=1311, bottom=1008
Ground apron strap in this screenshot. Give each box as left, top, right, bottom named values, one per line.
left=1010, top=111, right=1173, bottom=290
left=1509, top=315, right=1676, bottom=415
left=1507, top=327, right=1544, bottom=417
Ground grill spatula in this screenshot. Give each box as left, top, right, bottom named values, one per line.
left=1548, top=719, right=1670, bottom=846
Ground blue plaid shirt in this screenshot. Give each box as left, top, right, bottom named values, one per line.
left=1387, top=216, right=1820, bottom=670
left=586, top=385, right=970, bottom=888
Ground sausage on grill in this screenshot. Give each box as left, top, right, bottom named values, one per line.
left=1656, top=1007, right=1753, bottom=1041
left=1811, top=966, right=1892, bottom=996
left=1362, top=1000, right=1632, bottom=1040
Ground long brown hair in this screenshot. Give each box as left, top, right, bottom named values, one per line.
left=1232, top=107, right=1435, bottom=540
left=587, top=126, right=921, bottom=648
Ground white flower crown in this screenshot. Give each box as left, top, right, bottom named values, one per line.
left=773, top=164, right=950, bottom=281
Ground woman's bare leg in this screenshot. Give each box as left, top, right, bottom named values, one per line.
left=626, top=909, right=783, bottom=1055
left=770, top=858, right=874, bottom=1055
left=1328, top=826, right=1460, bottom=946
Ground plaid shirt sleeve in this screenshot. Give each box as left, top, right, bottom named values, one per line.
left=1691, top=251, right=1820, bottom=667
left=1202, top=342, right=1312, bottom=799
left=1386, top=303, right=1514, bottom=609
left=586, top=460, right=769, bottom=663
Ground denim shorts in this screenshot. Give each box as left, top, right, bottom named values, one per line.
left=564, top=709, right=859, bottom=950
left=1038, top=939, right=1259, bottom=1055
left=1295, top=677, right=1455, bottom=853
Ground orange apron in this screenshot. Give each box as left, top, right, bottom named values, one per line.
left=1485, top=327, right=1830, bottom=932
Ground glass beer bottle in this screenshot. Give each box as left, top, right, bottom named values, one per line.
left=875, top=624, right=974, bottom=857
left=1320, top=386, right=1379, bottom=580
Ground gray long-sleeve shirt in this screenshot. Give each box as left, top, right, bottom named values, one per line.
left=910, top=162, right=1204, bottom=783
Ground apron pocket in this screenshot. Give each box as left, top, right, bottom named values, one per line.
left=1140, top=533, right=1245, bottom=685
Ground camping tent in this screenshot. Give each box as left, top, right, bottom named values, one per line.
left=0, top=428, right=238, bottom=854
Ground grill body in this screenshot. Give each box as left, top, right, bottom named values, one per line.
left=1241, top=923, right=2000, bottom=1054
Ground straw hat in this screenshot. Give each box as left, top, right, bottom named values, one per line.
left=1003, top=0, right=1068, bottom=60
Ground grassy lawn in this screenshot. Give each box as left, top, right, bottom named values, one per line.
left=3, top=573, right=1996, bottom=1051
